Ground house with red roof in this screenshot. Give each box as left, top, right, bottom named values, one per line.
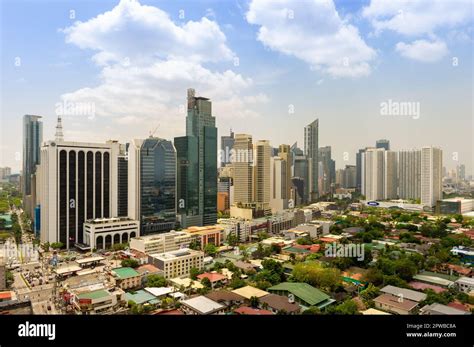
left=234, top=306, right=274, bottom=315
left=197, top=272, right=228, bottom=287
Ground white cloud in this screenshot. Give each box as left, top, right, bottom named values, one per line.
left=363, top=0, right=472, bottom=36
left=62, top=0, right=233, bottom=65
left=395, top=39, right=448, bottom=63
left=59, top=0, right=267, bottom=142
left=246, top=0, right=376, bottom=78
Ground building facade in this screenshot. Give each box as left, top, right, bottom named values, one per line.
left=304, top=119, right=319, bottom=201
left=128, top=137, right=176, bottom=235
left=37, top=140, right=121, bottom=248
left=421, top=146, right=442, bottom=207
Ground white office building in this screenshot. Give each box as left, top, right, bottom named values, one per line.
left=84, top=217, right=139, bottom=250
left=421, top=147, right=442, bottom=207
left=399, top=149, right=421, bottom=200
left=37, top=139, right=121, bottom=249
left=130, top=231, right=192, bottom=255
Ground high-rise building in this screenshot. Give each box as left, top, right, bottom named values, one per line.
left=22, top=115, right=43, bottom=216
left=293, top=152, right=308, bottom=204
left=421, top=147, right=442, bottom=207
left=270, top=156, right=286, bottom=213
left=0, top=167, right=11, bottom=180
left=304, top=119, right=319, bottom=201
left=362, top=148, right=385, bottom=201
left=232, top=134, right=253, bottom=206
left=457, top=164, right=466, bottom=181
left=37, top=140, right=121, bottom=249
left=220, top=129, right=234, bottom=167
left=356, top=148, right=366, bottom=191
left=376, top=139, right=390, bottom=151
left=342, top=165, right=356, bottom=188
left=117, top=151, right=128, bottom=217
left=253, top=140, right=271, bottom=211
left=384, top=151, right=398, bottom=200
left=318, top=146, right=335, bottom=196
left=399, top=149, right=421, bottom=200
left=128, top=137, right=176, bottom=235
left=277, top=144, right=292, bottom=200
left=175, top=89, right=217, bottom=227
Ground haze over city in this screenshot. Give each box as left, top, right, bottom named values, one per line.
left=1, top=0, right=472, bottom=173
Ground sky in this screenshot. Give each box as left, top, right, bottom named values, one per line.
left=1, top=0, right=473, bottom=174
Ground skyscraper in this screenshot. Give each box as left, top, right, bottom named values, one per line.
left=399, top=149, right=421, bottom=200
left=304, top=119, right=319, bottom=201
left=37, top=139, right=121, bottom=249
left=384, top=151, right=398, bottom=200
left=175, top=89, right=217, bottom=227
left=277, top=144, right=292, bottom=200
left=117, top=145, right=128, bottom=217
left=318, top=146, right=335, bottom=196
left=362, top=148, right=385, bottom=201
left=342, top=165, right=356, bottom=188
left=421, top=146, right=442, bottom=207
left=270, top=156, right=285, bottom=213
left=253, top=140, right=271, bottom=211
left=221, top=130, right=235, bottom=167
left=22, top=115, right=43, bottom=215
left=128, top=137, right=176, bottom=235
left=376, top=139, right=390, bottom=151
left=232, top=134, right=254, bottom=206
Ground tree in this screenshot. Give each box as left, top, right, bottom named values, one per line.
left=302, top=306, right=321, bottom=315
left=190, top=267, right=200, bottom=280
left=292, top=261, right=341, bottom=292
left=201, top=277, right=212, bottom=289
left=204, top=243, right=218, bottom=256
left=229, top=277, right=246, bottom=289
left=249, top=296, right=260, bottom=308
left=121, top=259, right=139, bottom=268
left=327, top=300, right=359, bottom=315
left=189, top=239, right=201, bottom=251
left=50, top=242, right=64, bottom=250
left=147, top=274, right=167, bottom=287
left=226, top=233, right=239, bottom=246
left=359, top=284, right=380, bottom=304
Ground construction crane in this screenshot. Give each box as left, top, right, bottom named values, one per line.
left=149, top=124, right=160, bottom=138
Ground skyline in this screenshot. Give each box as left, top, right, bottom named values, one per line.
left=1, top=0, right=473, bottom=173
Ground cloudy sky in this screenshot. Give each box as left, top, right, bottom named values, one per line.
left=1, top=0, right=473, bottom=174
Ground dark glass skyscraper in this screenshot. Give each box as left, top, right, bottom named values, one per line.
left=22, top=115, right=43, bottom=196
left=139, top=138, right=177, bottom=234
left=220, top=129, right=234, bottom=167
left=376, top=139, right=390, bottom=151
left=304, top=118, right=319, bottom=201
left=175, top=88, right=217, bottom=227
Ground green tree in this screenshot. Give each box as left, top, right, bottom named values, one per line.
left=204, top=243, right=218, bottom=256
left=50, top=242, right=64, bottom=250
left=190, top=267, right=200, bottom=280
left=201, top=277, right=212, bottom=289
left=292, top=261, right=341, bottom=291
left=121, top=259, right=139, bottom=268
left=249, top=296, right=260, bottom=308
left=146, top=274, right=167, bottom=287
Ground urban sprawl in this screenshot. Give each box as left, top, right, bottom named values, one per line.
left=0, top=88, right=473, bottom=316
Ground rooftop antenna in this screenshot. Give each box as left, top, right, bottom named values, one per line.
left=55, top=115, right=64, bottom=142
left=149, top=123, right=160, bottom=138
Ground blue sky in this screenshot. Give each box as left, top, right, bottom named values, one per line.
left=1, top=0, right=473, bottom=174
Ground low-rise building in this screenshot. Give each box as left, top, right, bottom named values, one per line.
left=380, top=285, right=427, bottom=303
left=182, top=225, right=224, bottom=250
left=267, top=282, right=334, bottom=309
left=259, top=293, right=301, bottom=314
left=71, top=288, right=125, bottom=314
left=420, top=303, right=471, bottom=315
left=129, top=231, right=192, bottom=254
left=232, top=285, right=269, bottom=300
left=455, top=277, right=474, bottom=293
left=373, top=293, right=418, bottom=315
left=180, top=295, right=225, bottom=315
left=197, top=272, right=228, bottom=287
left=83, top=217, right=139, bottom=250
left=148, top=248, right=204, bottom=279
left=204, top=290, right=245, bottom=310
left=111, top=267, right=142, bottom=290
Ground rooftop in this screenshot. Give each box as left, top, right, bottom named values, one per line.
left=421, top=303, right=471, bottom=315
left=380, top=285, right=427, bottom=303
left=232, top=286, right=269, bottom=299
left=197, top=272, right=227, bottom=283
left=360, top=308, right=392, bottom=315
left=373, top=294, right=418, bottom=311
left=125, top=290, right=157, bottom=305
left=149, top=248, right=203, bottom=260
left=259, top=294, right=300, bottom=313
left=408, top=281, right=446, bottom=294
left=205, top=290, right=245, bottom=304
left=144, top=287, right=174, bottom=297
left=268, top=282, right=330, bottom=306
left=76, top=256, right=105, bottom=264
left=234, top=306, right=274, bottom=315
left=76, top=289, right=110, bottom=300
left=112, top=267, right=140, bottom=279
left=181, top=296, right=224, bottom=314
